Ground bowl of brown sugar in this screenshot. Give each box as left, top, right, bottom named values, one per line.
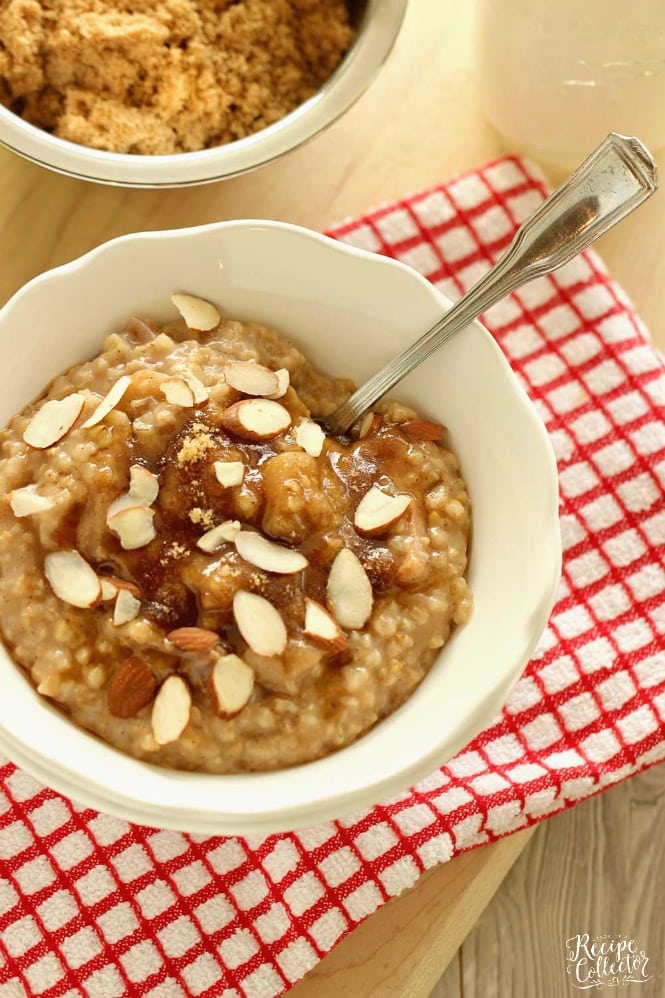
left=0, top=0, right=407, bottom=186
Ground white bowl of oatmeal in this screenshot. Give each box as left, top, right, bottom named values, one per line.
left=0, top=220, right=561, bottom=834
left=0, top=0, right=407, bottom=187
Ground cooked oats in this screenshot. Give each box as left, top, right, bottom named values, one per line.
left=0, top=303, right=472, bottom=772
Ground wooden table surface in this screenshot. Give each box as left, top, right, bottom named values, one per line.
left=433, top=766, right=665, bottom=997
left=1, top=1, right=663, bottom=995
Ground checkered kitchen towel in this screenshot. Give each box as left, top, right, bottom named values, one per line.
left=1, top=157, right=664, bottom=998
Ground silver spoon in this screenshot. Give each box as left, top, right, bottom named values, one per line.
left=324, top=132, right=657, bottom=436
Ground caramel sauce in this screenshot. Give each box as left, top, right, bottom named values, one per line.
left=98, top=405, right=424, bottom=644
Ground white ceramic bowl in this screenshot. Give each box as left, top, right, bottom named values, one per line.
left=0, top=0, right=407, bottom=188
left=0, top=220, right=561, bottom=834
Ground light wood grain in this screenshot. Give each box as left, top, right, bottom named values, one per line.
left=1, top=0, right=664, bottom=994
left=431, top=954, right=462, bottom=998
left=431, top=765, right=665, bottom=998
left=290, top=828, right=535, bottom=998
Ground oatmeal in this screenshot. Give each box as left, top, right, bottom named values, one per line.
left=0, top=0, right=355, bottom=154
left=0, top=294, right=472, bottom=773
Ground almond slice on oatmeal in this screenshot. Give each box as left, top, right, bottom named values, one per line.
left=235, top=531, right=308, bottom=574
left=8, top=486, right=56, bottom=517
left=129, top=465, right=159, bottom=506
left=295, top=419, right=326, bottom=457
left=44, top=550, right=102, bottom=608
left=304, top=598, right=348, bottom=652
left=151, top=675, right=192, bottom=745
left=99, top=576, right=141, bottom=601
left=161, top=377, right=196, bottom=407
left=354, top=485, right=412, bottom=536
left=23, top=393, right=85, bottom=450
left=113, top=588, right=141, bottom=626
left=106, top=576, right=141, bottom=597
left=267, top=368, right=290, bottom=400
left=210, top=653, right=255, bottom=716
left=213, top=460, right=244, bottom=488
left=327, top=548, right=373, bottom=630
left=183, top=374, right=209, bottom=404
left=171, top=293, right=221, bottom=333
left=106, top=493, right=143, bottom=523
left=223, top=360, right=280, bottom=397
left=355, top=411, right=382, bottom=440
left=167, top=627, right=220, bottom=652
left=400, top=418, right=445, bottom=441
left=107, top=505, right=156, bottom=550
left=220, top=399, right=291, bottom=440
left=99, top=578, right=119, bottom=601
left=233, top=590, right=287, bottom=657
left=105, top=467, right=159, bottom=527
left=107, top=657, right=157, bottom=719
left=82, top=375, right=131, bottom=428
left=197, top=519, right=241, bottom=552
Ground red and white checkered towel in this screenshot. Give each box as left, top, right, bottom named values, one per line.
left=1, top=157, right=664, bottom=998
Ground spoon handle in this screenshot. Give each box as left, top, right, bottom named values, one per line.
left=325, top=132, right=657, bottom=435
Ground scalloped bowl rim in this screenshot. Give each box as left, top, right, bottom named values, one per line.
left=0, top=220, right=561, bottom=834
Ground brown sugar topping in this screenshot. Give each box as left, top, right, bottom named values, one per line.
left=177, top=424, right=216, bottom=466
left=159, top=540, right=189, bottom=566
left=188, top=507, right=215, bottom=530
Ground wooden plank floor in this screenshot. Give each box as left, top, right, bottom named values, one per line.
left=430, top=764, right=665, bottom=997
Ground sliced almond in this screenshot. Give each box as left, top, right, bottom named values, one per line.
left=113, top=588, right=141, bottom=626
left=44, top=551, right=102, bottom=608
left=210, top=653, right=255, bottom=717
left=107, top=657, right=157, bottom=718
left=184, top=374, right=209, bottom=404
left=355, top=412, right=382, bottom=440
left=295, top=419, right=325, bottom=458
left=221, top=399, right=291, bottom=441
left=327, top=548, right=373, bottom=630
left=233, top=590, right=287, bottom=657
left=151, top=675, right=192, bottom=745
left=107, top=506, right=156, bottom=550
left=213, top=460, right=244, bottom=488
left=235, top=531, right=308, bottom=574
left=304, top=598, right=348, bottom=652
left=161, top=377, right=196, bottom=407
left=8, top=486, right=55, bottom=517
left=82, top=376, right=131, bottom=429
left=167, top=627, right=220, bottom=652
left=197, top=519, right=241, bottom=552
left=125, top=316, right=156, bottom=344
left=171, top=292, right=221, bottom=332
left=23, top=393, right=85, bottom=450
left=106, top=492, right=143, bottom=523
left=129, top=465, right=159, bottom=506
left=223, top=360, right=280, bottom=398
left=105, top=576, right=141, bottom=598
left=400, top=418, right=445, bottom=441
left=267, top=368, right=290, bottom=400
left=354, top=485, right=412, bottom=536
left=99, top=578, right=119, bottom=601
